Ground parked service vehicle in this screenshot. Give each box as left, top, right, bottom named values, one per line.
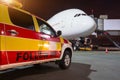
left=0, top=3, right=72, bottom=70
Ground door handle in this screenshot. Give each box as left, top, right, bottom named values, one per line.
left=8, top=30, right=18, bottom=36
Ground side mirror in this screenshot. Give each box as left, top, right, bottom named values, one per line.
left=57, top=30, right=62, bottom=37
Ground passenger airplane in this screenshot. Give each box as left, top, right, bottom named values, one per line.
left=47, top=9, right=96, bottom=39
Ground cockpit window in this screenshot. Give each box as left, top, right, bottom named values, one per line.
left=82, top=14, right=87, bottom=16
left=78, top=14, right=81, bottom=16
left=74, top=13, right=87, bottom=17
left=74, top=14, right=79, bottom=17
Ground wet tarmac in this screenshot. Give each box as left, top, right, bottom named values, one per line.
left=0, top=51, right=120, bottom=80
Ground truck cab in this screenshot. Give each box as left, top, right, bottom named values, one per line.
left=0, top=3, right=72, bottom=70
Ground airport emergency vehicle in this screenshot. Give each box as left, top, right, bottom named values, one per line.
left=0, top=1, right=72, bottom=70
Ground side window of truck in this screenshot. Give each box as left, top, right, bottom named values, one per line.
left=36, top=18, right=56, bottom=36
left=8, top=8, right=35, bottom=31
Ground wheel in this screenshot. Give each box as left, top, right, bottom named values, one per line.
left=58, top=50, right=71, bottom=69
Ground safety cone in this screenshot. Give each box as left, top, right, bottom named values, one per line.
left=105, top=48, right=108, bottom=54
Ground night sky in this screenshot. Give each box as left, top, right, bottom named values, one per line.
left=19, top=0, right=120, bottom=20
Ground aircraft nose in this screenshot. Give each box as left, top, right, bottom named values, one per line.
left=78, top=16, right=97, bottom=36
left=82, top=16, right=96, bottom=29
left=71, top=15, right=97, bottom=37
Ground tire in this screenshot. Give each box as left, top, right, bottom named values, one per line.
left=58, top=50, right=71, bottom=69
